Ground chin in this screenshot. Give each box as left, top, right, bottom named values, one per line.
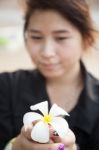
left=40, top=70, right=63, bottom=79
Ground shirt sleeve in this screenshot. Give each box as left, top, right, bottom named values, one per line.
left=0, top=69, right=42, bottom=150
left=0, top=73, right=14, bottom=150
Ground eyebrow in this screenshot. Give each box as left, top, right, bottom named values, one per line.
left=28, top=29, right=70, bottom=34
left=27, top=29, right=41, bottom=34
left=53, top=30, right=70, bottom=34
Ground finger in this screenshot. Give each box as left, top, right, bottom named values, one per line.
left=21, top=126, right=33, bottom=140
left=65, top=144, right=77, bottom=150
left=21, top=137, right=64, bottom=150
left=51, top=129, right=76, bottom=147
left=64, top=129, right=76, bottom=146
left=32, top=143, right=64, bottom=150
left=22, top=120, right=43, bottom=141
left=72, top=144, right=78, bottom=150
left=49, top=126, right=62, bottom=143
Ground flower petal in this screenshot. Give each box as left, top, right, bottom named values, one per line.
left=31, top=121, right=49, bottom=143
left=49, top=104, right=69, bottom=117
left=23, top=112, right=43, bottom=128
left=50, top=117, right=69, bottom=138
left=30, top=101, right=48, bottom=115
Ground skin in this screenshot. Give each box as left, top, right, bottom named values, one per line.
left=13, top=10, right=86, bottom=150
left=26, top=10, right=84, bottom=110
left=26, top=10, right=84, bottom=81
left=13, top=126, right=77, bottom=150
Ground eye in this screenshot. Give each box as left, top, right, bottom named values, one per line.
left=55, top=37, right=69, bottom=41
left=31, top=36, right=43, bottom=40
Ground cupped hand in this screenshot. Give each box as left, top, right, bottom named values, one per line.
left=12, top=125, right=77, bottom=150
left=12, top=126, right=63, bottom=150
left=50, top=127, right=77, bottom=150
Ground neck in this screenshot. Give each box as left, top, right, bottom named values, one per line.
left=46, top=63, right=83, bottom=87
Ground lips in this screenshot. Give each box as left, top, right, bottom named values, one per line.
left=39, top=59, right=60, bottom=65
left=38, top=58, right=60, bottom=71
left=41, top=63, right=56, bottom=67
left=41, top=62, right=57, bottom=65
left=39, top=62, right=59, bottom=70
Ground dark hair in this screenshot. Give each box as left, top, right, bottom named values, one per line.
left=23, top=0, right=96, bottom=47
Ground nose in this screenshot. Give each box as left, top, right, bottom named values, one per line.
left=41, top=39, right=56, bottom=57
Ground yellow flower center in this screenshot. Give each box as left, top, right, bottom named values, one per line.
left=43, top=115, right=52, bottom=124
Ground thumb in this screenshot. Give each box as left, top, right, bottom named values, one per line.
left=35, top=143, right=65, bottom=150
left=21, top=125, right=33, bottom=140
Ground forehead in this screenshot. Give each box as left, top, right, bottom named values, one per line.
left=27, top=10, right=76, bottom=31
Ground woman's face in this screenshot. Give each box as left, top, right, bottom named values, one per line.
left=26, top=10, right=84, bottom=79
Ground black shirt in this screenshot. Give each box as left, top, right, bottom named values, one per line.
left=0, top=64, right=99, bottom=150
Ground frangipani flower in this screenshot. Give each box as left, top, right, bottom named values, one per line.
left=23, top=101, right=69, bottom=143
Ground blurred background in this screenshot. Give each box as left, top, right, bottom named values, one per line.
left=0, top=0, right=99, bottom=78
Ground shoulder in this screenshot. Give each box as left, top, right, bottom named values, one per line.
left=0, top=69, right=42, bottom=85
left=87, top=72, right=99, bottom=98
left=81, top=62, right=99, bottom=103
left=0, top=69, right=45, bottom=96
left=88, top=72, right=99, bottom=84
left=0, top=69, right=44, bottom=106
left=82, top=69, right=99, bottom=117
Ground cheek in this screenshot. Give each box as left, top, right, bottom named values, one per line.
left=26, top=42, right=40, bottom=59
left=59, top=42, right=83, bottom=62
left=25, top=43, right=40, bottom=65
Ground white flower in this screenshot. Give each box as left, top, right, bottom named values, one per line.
left=23, top=101, right=69, bottom=143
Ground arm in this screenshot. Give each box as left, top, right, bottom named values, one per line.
left=0, top=73, right=14, bottom=150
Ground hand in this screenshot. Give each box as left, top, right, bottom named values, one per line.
left=50, top=128, right=77, bottom=150
left=12, top=126, right=77, bottom=150
left=12, top=126, right=64, bottom=150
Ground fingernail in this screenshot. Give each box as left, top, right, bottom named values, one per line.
left=58, top=144, right=64, bottom=150
left=53, top=131, right=59, bottom=136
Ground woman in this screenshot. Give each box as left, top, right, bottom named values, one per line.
left=0, top=0, right=99, bottom=150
